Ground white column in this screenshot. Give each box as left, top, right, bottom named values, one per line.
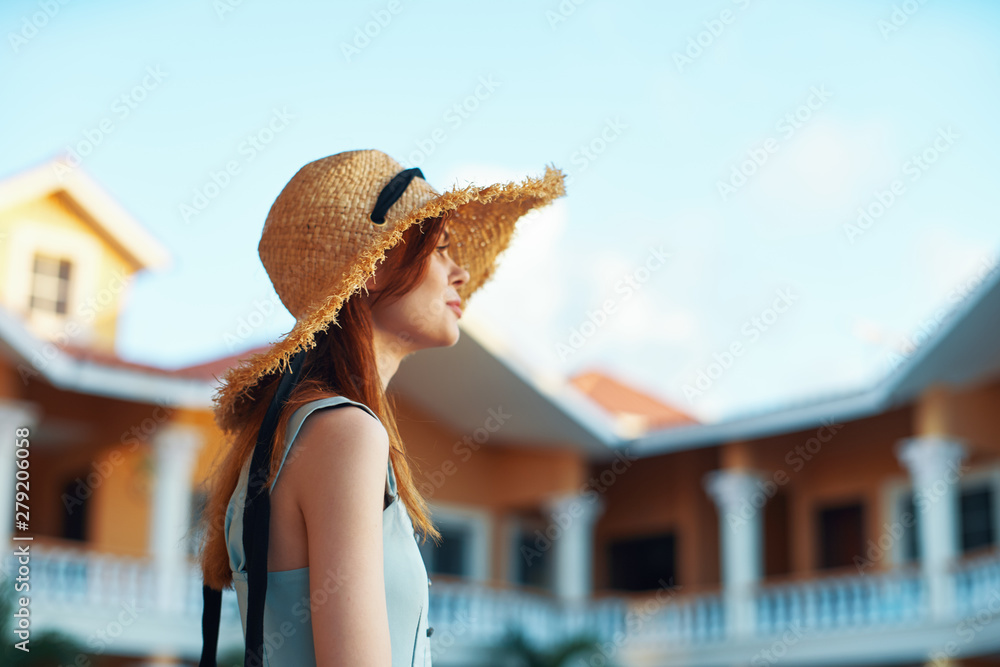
left=703, top=468, right=768, bottom=639
left=896, top=435, right=966, bottom=620
left=543, top=491, right=605, bottom=601
left=0, top=400, right=41, bottom=554
left=149, top=423, right=203, bottom=612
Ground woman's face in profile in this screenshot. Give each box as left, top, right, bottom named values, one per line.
left=366, top=225, right=471, bottom=353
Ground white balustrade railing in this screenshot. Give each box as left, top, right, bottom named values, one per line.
left=1, top=545, right=241, bottom=622
left=6, top=544, right=1000, bottom=655
left=429, top=582, right=628, bottom=649
left=627, top=590, right=726, bottom=645
left=953, top=550, right=1000, bottom=617
left=624, top=556, right=1000, bottom=646
left=755, top=568, right=925, bottom=637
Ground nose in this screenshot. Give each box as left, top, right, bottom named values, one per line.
left=451, top=258, right=471, bottom=286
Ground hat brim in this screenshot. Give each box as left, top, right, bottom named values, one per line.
left=211, top=164, right=566, bottom=433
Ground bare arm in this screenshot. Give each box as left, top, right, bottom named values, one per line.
left=290, top=406, right=392, bottom=666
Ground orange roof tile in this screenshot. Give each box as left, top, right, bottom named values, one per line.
left=570, top=368, right=698, bottom=432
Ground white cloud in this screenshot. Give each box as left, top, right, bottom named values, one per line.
left=750, top=117, right=898, bottom=231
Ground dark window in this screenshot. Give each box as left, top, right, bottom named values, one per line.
left=30, top=253, right=72, bottom=315
left=764, top=490, right=792, bottom=577
left=817, top=502, right=864, bottom=570
left=608, top=531, right=678, bottom=591
left=960, top=484, right=995, bottom=552
left=428, top=524, right=469, bottom=577
left=60, top=478, right=89, bottom=541
left=515, top=526, right=551, bottom=589
left=899, top=484, right=995, bottom=560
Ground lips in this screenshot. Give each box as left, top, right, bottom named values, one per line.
left=446, top=300, right=463, bottom=317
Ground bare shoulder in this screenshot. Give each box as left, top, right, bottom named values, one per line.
left=284, top=403, right=390, bottom=504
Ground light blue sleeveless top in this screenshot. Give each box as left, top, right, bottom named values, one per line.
left=225, top=396, right=433, bottom=665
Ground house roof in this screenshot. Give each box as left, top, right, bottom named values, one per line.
left=883, top=260, right=1000, bottom=404
left=56, top=340, right=220, bottom=381
left=628, top=256, right=1000, bottom=455
left=389, top=313, right=623, bottom=458
left=0, top=305, right=214, bottom=408
left=174, top=345, right=268, bottom=383
left=569, top=369, right=699, bottom=436
left=0, top=158, right=170, bottom=271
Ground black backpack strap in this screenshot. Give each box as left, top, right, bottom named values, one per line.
left=243, top=349, right=308, bottom=665
left=197, top=348, right=308, bottom=666
left=199, top=584, right=222, bottom=667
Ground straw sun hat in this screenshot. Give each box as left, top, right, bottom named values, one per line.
left=212, top=149, right=566, bottom=433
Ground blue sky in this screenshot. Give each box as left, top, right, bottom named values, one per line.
left=3, top=0, right=999, bottom=423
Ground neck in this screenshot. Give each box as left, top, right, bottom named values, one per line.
left=370, top=326, right=411, bottom=392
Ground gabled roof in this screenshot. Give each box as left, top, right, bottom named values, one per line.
left=0, top=158, right=169, bottom=271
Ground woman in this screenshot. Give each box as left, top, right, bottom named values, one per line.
left=196, top=149, right=565, bottom=666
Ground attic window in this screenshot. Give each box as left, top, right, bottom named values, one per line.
left=29, top=253, right=72, bottom=315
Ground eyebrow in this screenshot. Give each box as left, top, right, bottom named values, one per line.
left=440, top=229, right=451, bottom=243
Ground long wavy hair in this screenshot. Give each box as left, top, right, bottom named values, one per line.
left=197, top=213, right=448, bottom=591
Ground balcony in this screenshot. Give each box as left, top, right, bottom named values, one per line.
left=3, top=545, right=999, bottom=665
left=624, top=549, right=1000, bottom=666
left=0, top=542, right=244, bottom=659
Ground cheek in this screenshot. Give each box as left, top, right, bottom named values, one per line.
left=386, top=259, right=450, bottom=332
left=417, top=259, right=449, bottom=300
left=392, top=287, right=438, bottom=332
left=429, top=251, right=449, bottom=275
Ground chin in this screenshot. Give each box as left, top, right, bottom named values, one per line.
left=442, top=325, right=461, bottom=348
